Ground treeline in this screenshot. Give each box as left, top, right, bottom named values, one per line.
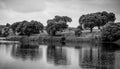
left=0, top=11, right=120, bottom=42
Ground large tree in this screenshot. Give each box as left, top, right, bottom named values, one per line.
left=79, top=11, right=116, bottom=32
left=11, top=20, right=44, bottom=36
left=46, top=15, right=72, bottom=36
left=79, top=14, right=96, bottom=32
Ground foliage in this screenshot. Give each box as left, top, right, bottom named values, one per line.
left=46, top=15, right=72, bottom=36
left=6, top=23, right=11, bottom=27
left=79, top=11, right=116, bottom=32
left=11, top=22, right=21, bottom=34
left=11, top=20, right=44, bottom=36
left=108, top=12, right=116, bottom=22
left=54, top=15, right=72, bottom=22
left=75, top=29, right=82, bottom=37
left=77, top=25, right=83, bottom=30
left=101, top=23, right=120, bottom=42
left=2, top=27, right=10, bottom=37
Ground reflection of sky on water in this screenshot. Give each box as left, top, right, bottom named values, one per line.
left=0, top=42, right=120, bottom=69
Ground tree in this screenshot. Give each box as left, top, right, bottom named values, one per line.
left=11, top=22, right=21, bottom=34
left=79, top=11, right=116, bottom=32
left=2, top=27, right=9, bottom=37
left=79, top=14, right=96, bottom=32
left=46, top=15, right=72, bottom=36
left=46, top=21, right=68, bottom=36
left=101, top=23, right=120, bottom=42
left=94, top=12, right=108, bottom=29
left=6, top=23, right=11, bottom=27
left=77, top=25, right=83, bottom=30
left=108, top=12, right=116, bottom=22
left=75, top=29, right=82, bottom=37
left=54, top=15, right=72, bottom=23
left=11, top=20, right=44, bottom=36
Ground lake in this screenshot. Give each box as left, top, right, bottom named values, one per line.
left=0, top=41, right=120, bottom=69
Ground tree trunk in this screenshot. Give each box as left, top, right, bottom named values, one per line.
left=52, top=31, right=56, bottom=36
left=98, top=26, right=101, bottom=29
left=50, top=30, right=56, bottom=36
left=90, top=28, right=93, bottom=33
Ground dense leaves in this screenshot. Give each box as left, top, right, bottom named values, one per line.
left=75, top=29, right=82, bottom=37
left=6, top=23, right=11, bottom=27
left=2, top=27, right=10, bottom=37
left=46, top=15, right=72, bottom=36
left=11, top=20, right=44, bottom=36
left=11, top=22, right=20, bottom=34
left=101, top=23, right=120, bottom=42
left=79, top=11, right=116, bottom=32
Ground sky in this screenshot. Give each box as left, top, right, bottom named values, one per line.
left=0, top=0, right=120, bottom=27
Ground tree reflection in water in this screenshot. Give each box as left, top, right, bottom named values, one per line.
left=11, top=43, right=42, bottom=61
left=47, top=44, right=69, bottom=66
left=79, top=43, right=120, bottom=69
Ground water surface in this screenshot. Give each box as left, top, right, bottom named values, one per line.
left=0, top=42, right=120, bottom=69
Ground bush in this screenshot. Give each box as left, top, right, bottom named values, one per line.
left=75, top=29, right=82, bottom=37
left=101, top=23, right=120, bottom=42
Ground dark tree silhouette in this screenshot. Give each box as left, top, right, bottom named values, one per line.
left=11, top=20, right=44, bottom=36
left=79, top=11, right=116, bottom=32
left=101, top=23, right=120, bottom=42
left=6, top=23, right=11, bottom=27
left=46, top=15, right=72, bottom=36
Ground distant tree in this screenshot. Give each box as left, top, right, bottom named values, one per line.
left=101, top=23, right=120, bottom=42
left=79, top=11, right=116, bottom=32
left=79, top=14, right=96, bottom=32
left=11, top=22, right=21, bottom=34
left=75, top=29, right=82, bottom=37
left=54, top=15, right=72, bottom=23
left=108, top=12, right=116, bottom=22
left=2, top=27, right=9, bottom=37
left=11, top=20, right=44, bottom=36
left=77, top=25, right=83, bottom=30
left=94, top=12, right=108, bottom=29
left=18, top=20, right=44, bottom=36
left=46, top=21, right=68, bottom=36
left=46, top=15, right=72, bottom=36
left=6, top=23, right=11, bottom=27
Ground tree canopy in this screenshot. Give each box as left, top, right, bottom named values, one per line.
left=6, top=23, right=11, bottom=27
left=101, top=23, right=120, bottom=42
left=79, top=11, right=116, bottom=32
left=46, top=15, right=72, bottom=36
left=11, top=20, right=44, bottom=36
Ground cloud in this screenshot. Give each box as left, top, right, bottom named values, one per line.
left=0, top=0, right=47, bottom=13
left=0, top=0, right=120, bottom=27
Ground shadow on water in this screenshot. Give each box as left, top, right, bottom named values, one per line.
left=101, top=43, right=120, bottom=52
left=11, top=43, right=43, bottom=61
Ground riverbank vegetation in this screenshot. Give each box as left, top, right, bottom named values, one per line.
left=0, top=11, right=120, bottom=43
left=101, top=22, right=120, bottom=42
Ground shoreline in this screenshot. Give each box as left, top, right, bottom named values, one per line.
left=5, top=35, right=101, bottom=43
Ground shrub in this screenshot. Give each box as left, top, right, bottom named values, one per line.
left=101, top=23, right=120, bottom=42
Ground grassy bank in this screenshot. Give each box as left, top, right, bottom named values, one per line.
left=6, top=29, right=102, bottom=43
